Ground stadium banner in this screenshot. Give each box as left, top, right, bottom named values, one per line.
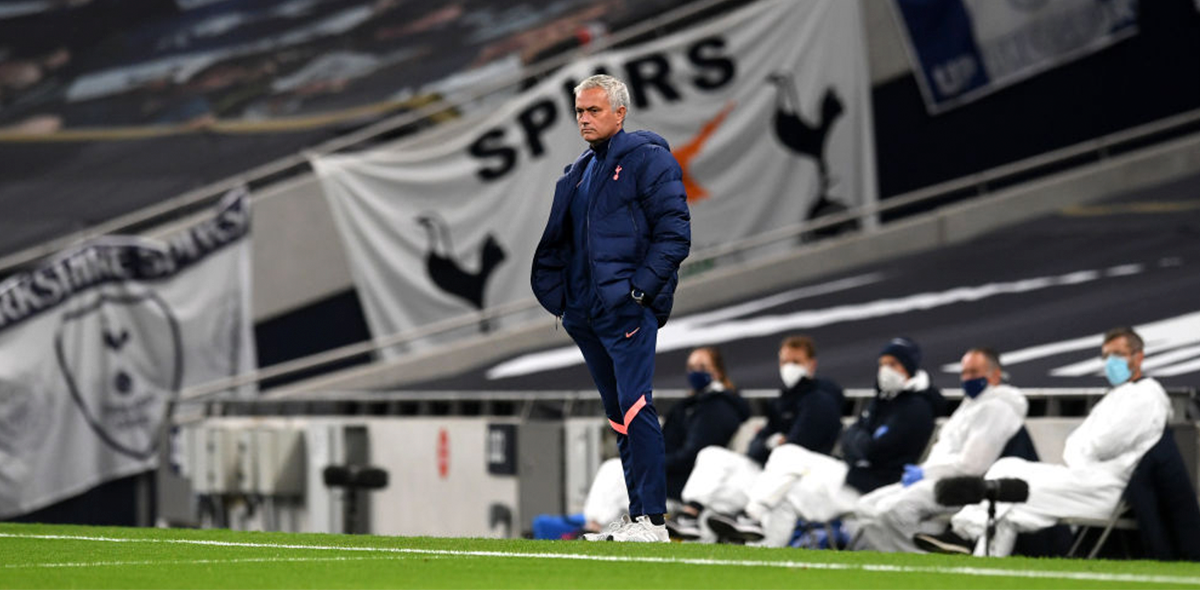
left=312, top=0, right=876, bottom=351
left=0, top=189, right=256, bottom=518
left=895, top=0, right=1139, bottom=114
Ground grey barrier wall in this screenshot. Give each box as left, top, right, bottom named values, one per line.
left=169, top=385, right=1199, bottom=538
left=168, top=417, right=568, bottom=538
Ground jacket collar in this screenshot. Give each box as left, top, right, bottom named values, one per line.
left=781, top=376, right=815, bottom=397
left=588, top=130, right=619, bottom=161
left=879, top=369, right=930, bottom=400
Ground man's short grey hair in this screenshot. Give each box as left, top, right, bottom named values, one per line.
left=967, top=347, right=1003, bottom=372
left=574, top=74, right=630, bottom=112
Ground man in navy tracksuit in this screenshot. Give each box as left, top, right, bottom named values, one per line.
left=532, top=74, right=690, bottom=542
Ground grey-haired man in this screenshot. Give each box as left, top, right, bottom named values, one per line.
left=532, top=74, right=691, bottom=542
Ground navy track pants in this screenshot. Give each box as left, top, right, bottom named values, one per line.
left=563, top=304, right=666, bottom=517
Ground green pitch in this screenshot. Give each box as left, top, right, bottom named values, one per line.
left=3, top=522, right=1200, bottom=589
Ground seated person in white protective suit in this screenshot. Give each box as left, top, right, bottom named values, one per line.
left=854, top=347, right=1028, bottom=552
left=665, top=336, right=844, bottom=543
left=916, top=327, right=1172, bottom=557
left=581, top=346, right=750, bottom=538
left=707, top=337, right=945, bottom=546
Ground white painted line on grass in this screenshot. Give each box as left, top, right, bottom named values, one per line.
left=1, top=532, right=1198, bottom=586
left=4, top=556, right=421, bottom=569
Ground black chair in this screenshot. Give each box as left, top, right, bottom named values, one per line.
left=1064, top=427, right=1200, bottom=560
left=998, top=426, right=1039, bottom=462
left=1122, top=427, right=1200, bottom=560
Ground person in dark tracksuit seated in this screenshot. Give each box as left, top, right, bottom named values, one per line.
left=707, top=337, right=945, bottom=546
left=666, top=336, right=845, bottom=543
left=856, top=347, right=1028, bottom=552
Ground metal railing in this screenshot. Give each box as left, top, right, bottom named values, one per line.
left=175, top=103, right=1200, bottom=402
left=187, top=386, right=1198, bottom=422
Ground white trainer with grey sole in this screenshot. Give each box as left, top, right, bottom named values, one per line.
left=582, top=515, right=634, bottom=541
left=609, top=515, right=670, bottom=543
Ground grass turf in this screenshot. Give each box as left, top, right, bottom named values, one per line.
left=3, top=523, right=1200, bottom=589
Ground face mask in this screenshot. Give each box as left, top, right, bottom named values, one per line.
left=779, top=362, right=808, bottom=389
left=1104, top=354, right=1132, bottom=387
left=687, top=371, right=713, bottom=391
left=961, top=377, right=988, bottom=399
left=877, top=365, right=907, bottom=396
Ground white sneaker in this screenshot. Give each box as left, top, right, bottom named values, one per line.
left=609, top=516, right=669, bottom=543
left=582, top=515, right=634, bottom=541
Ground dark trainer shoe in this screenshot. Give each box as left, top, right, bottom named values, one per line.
left=913, top=530, right=973, bottom=555
left=706, top=511, right=765, bottom=543
left=666, top=513, right=702, bottom=541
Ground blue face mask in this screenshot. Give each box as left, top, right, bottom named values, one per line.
left=687, top=371, right=713, bottom=391
left=1105, top=354, right=1132, bottom=387
left=961, top=377, right=988, bottom=399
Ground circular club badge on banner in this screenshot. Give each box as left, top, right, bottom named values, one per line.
left=54, top=290, right=182, bottom=460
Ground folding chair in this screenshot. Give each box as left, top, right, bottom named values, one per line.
left=1123, top=426, right=1200, bottom=561
left=1067, top=426, right=1200, bottom=561
left=1064, top=499, right=1138, bottom=559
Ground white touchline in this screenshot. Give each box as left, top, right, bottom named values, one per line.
left=4, top=556, right=413, bottom=569
left=2, top=532, right=1198, bottom=586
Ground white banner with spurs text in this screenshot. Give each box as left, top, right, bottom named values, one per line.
left=312, top=0, right=877, bottom=351
left=0, top=190, right=256, bottom=518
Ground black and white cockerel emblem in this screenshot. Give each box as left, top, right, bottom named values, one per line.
left=767, top=72, right=847, bottom=226
left=417, top=213, right=507, bottom=331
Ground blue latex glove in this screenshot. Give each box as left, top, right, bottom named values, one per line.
left=901, top=464, right=923, bottom=487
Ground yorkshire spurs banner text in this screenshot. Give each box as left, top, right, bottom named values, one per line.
left=895, top=0, right=1138, bottom=113
left=312, top=0, right=876, bottom=349
left=0, top=190, right=256, bottom=517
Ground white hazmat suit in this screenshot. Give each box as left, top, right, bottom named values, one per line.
left=949, top=377, right=1171, bottom=557
left=856, top=383, right=1028, bottom=552
left=745, top=370, right=943, bottom=545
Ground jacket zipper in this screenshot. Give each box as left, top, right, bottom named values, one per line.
left=587, top=207, right=597, bottom=303
left=586, top=160, right=599, bottom=307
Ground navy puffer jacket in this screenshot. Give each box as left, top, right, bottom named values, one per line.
left=746, top=377, right=845, bottom=466
left=840, top=371, right=946, bottom=494
left=531, top=129, right=691, bottom=327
